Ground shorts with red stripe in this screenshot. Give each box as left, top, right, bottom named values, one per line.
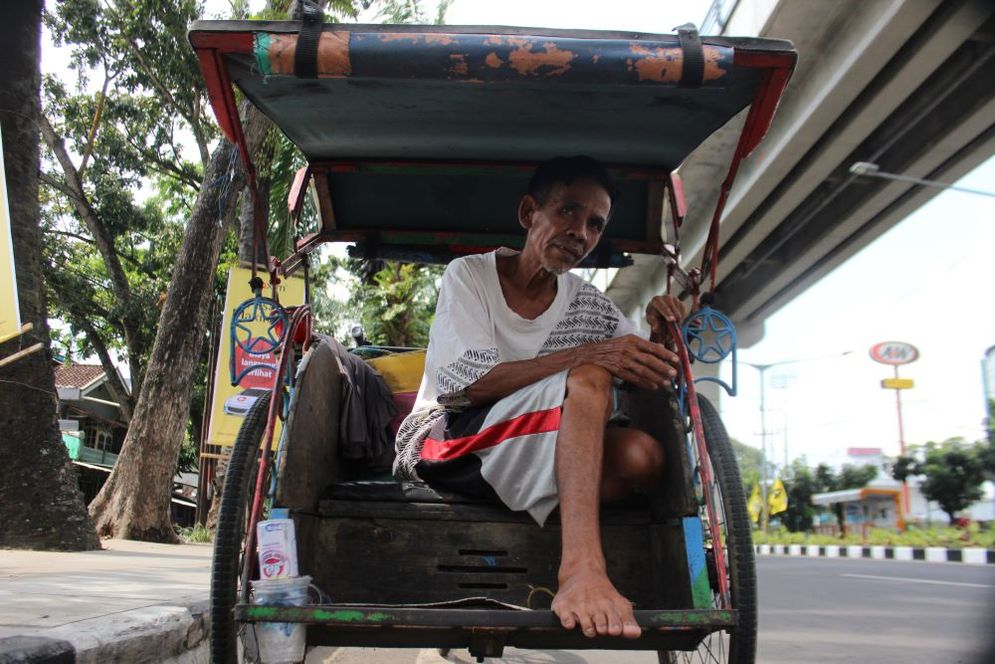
left=414, top=371, right=567, bottom=525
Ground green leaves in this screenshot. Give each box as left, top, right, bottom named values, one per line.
left=774, top=460, right=878, bottom=532
left=39, top=0, right=436, bottom=398
left=890, top=439, right=988, bottom=522
left=312, top=256, right=441, bottom=348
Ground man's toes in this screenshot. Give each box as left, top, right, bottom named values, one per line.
left=558, top=611, right=576, bottom=630
left=594, top=610, right=609, bottom=636
left=578, top=614, right=596, bottom=638
left=622, top=620, right=642, bottom=639
left=606, top=610, right=623, bottom=636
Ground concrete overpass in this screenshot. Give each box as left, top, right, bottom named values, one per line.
left=606, top=0, right=995, bottom=347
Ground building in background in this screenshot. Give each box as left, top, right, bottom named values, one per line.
left=828, top=446, right=994, bottom=526
left=54, top=362, right=197, bottom=526
left=55, top=363, right=128, bottom=502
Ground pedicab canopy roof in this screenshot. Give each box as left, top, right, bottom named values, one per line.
left=189, top=21, right=795, bottom=272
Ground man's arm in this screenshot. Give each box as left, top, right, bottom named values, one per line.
left=464, top=334, right=679, bottom=406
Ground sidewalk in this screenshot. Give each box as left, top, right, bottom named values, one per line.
left=0, top=539, right=213, bottom=663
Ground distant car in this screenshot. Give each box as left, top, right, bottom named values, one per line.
left=223, top=387, right=269, bottom=416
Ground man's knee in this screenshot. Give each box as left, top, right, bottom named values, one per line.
left=632, top=430, right=665, bottom=487
left=611, top=428, right=665, bottom=490
left=565, top=364, right=613, bottom=411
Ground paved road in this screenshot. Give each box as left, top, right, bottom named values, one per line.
left=756, top=556, right=994, bottom=664
left=313, top=557, right=995, bottom=664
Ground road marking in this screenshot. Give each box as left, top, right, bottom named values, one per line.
left=840, top=573, right=992, bottom=589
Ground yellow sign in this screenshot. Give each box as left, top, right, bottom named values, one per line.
left=207, top=266, right=306, bottom=448
left=881, top=378, right=914, bottom=390
left=747, top=483, right=764, bottom=524
left=768, top=477, right=788, bottom=516
left=0, top=126, right=22, bottom=345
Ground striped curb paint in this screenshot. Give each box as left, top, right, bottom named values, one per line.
left=755, top=543, right=995, bottom=564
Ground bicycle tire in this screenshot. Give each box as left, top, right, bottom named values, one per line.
left=661, top=394, right=757, bottom=664
left=210, top=392, right=271, bottom=664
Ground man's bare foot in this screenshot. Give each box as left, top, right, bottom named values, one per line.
left=551, top=566, right=641, bottom=639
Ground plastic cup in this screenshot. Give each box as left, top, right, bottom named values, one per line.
left=251, top=575, right=311, bottom=664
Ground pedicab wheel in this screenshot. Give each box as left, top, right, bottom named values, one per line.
left=210, top=392, right=271, bottom=664
left=660, top=395, right=757, bottom=664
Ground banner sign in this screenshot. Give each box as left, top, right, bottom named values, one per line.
left=207, top=266, right=305, bottom=448
left=0, top=126, right=22, bottom=344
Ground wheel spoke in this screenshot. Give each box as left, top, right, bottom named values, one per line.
left=663, top=395, right=756, bottom=663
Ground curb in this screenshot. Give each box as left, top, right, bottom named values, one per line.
left=0, top=596, right=209, bottom=664
left=755, top=544, right=995, bottom=564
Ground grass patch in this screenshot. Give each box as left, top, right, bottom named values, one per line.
left=754, top=523, right=995, bottom=549
left=176, top=522, right=213, bottom=544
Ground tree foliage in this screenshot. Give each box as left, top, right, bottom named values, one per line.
left=729, top=437, right=770, bottom=499
left=892, top=438, right=986, bottom=523
left=977, top=437, right=995, bottom=479
left=39, top=0, right=412, bottom=408
left=317, top=256, right=442, bottom=347
left=37, top=0, right=453, bottom=540
left=40, top=0, right=215, bottom=417
left=375, top=0, right=453, bottom=24
left=781, top=461, right=820, bottom=532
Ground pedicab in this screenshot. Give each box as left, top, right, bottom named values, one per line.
left=188, top=14, right=795, bottom=664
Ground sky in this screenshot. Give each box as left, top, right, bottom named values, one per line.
left=43, top=0, right=994, bottom=469
left=432, top=0, right=714, bottom=31
left=718, top=159, right=995, bottom=468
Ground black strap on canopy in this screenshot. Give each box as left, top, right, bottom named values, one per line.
left=675, top=23, right=705, bottom=88
left=294, top=0, right=323, bottom=79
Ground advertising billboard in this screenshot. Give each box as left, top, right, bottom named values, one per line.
left=0, top=126, right=22, bottom=344
left=869, top=341, right=919, bottom=366
left=206, top=266, right=305, bottom=447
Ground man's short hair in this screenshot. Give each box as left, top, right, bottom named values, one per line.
left=526, top=156, right=617, bottom=210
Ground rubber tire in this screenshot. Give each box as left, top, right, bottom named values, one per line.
left=210, top=393, right=271, bottom=664
left=661, top=394, right=757, bottom=664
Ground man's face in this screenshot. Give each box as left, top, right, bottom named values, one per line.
left=520, top=178, right=612, bottom=276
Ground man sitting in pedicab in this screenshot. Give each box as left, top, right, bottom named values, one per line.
left=394, top=156, right=686, bottom=642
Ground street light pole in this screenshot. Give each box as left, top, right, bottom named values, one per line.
left=849, top=162, right=995, bottom=198
left=758, top=365, right=769, bottom=532
left=741, top=351, right=854, bottom=532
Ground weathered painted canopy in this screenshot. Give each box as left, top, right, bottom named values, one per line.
left=189, top=21, right=795, bottom=269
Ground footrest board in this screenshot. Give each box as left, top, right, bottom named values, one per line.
left=234, top=604, right=736, bottom=655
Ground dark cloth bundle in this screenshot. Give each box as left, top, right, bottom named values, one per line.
left=316, top=334, right=397, bottom=463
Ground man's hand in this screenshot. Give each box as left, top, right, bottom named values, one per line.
left=581, top=334, right=679, bottom=390
left=646, top=294, right=687, bottom=344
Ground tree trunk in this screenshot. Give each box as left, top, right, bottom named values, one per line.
left=88, top=143, right=242, bottom=541
left=0, top=0, right=100, bottom=551
left=89, top=106, right=270, bottom=541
